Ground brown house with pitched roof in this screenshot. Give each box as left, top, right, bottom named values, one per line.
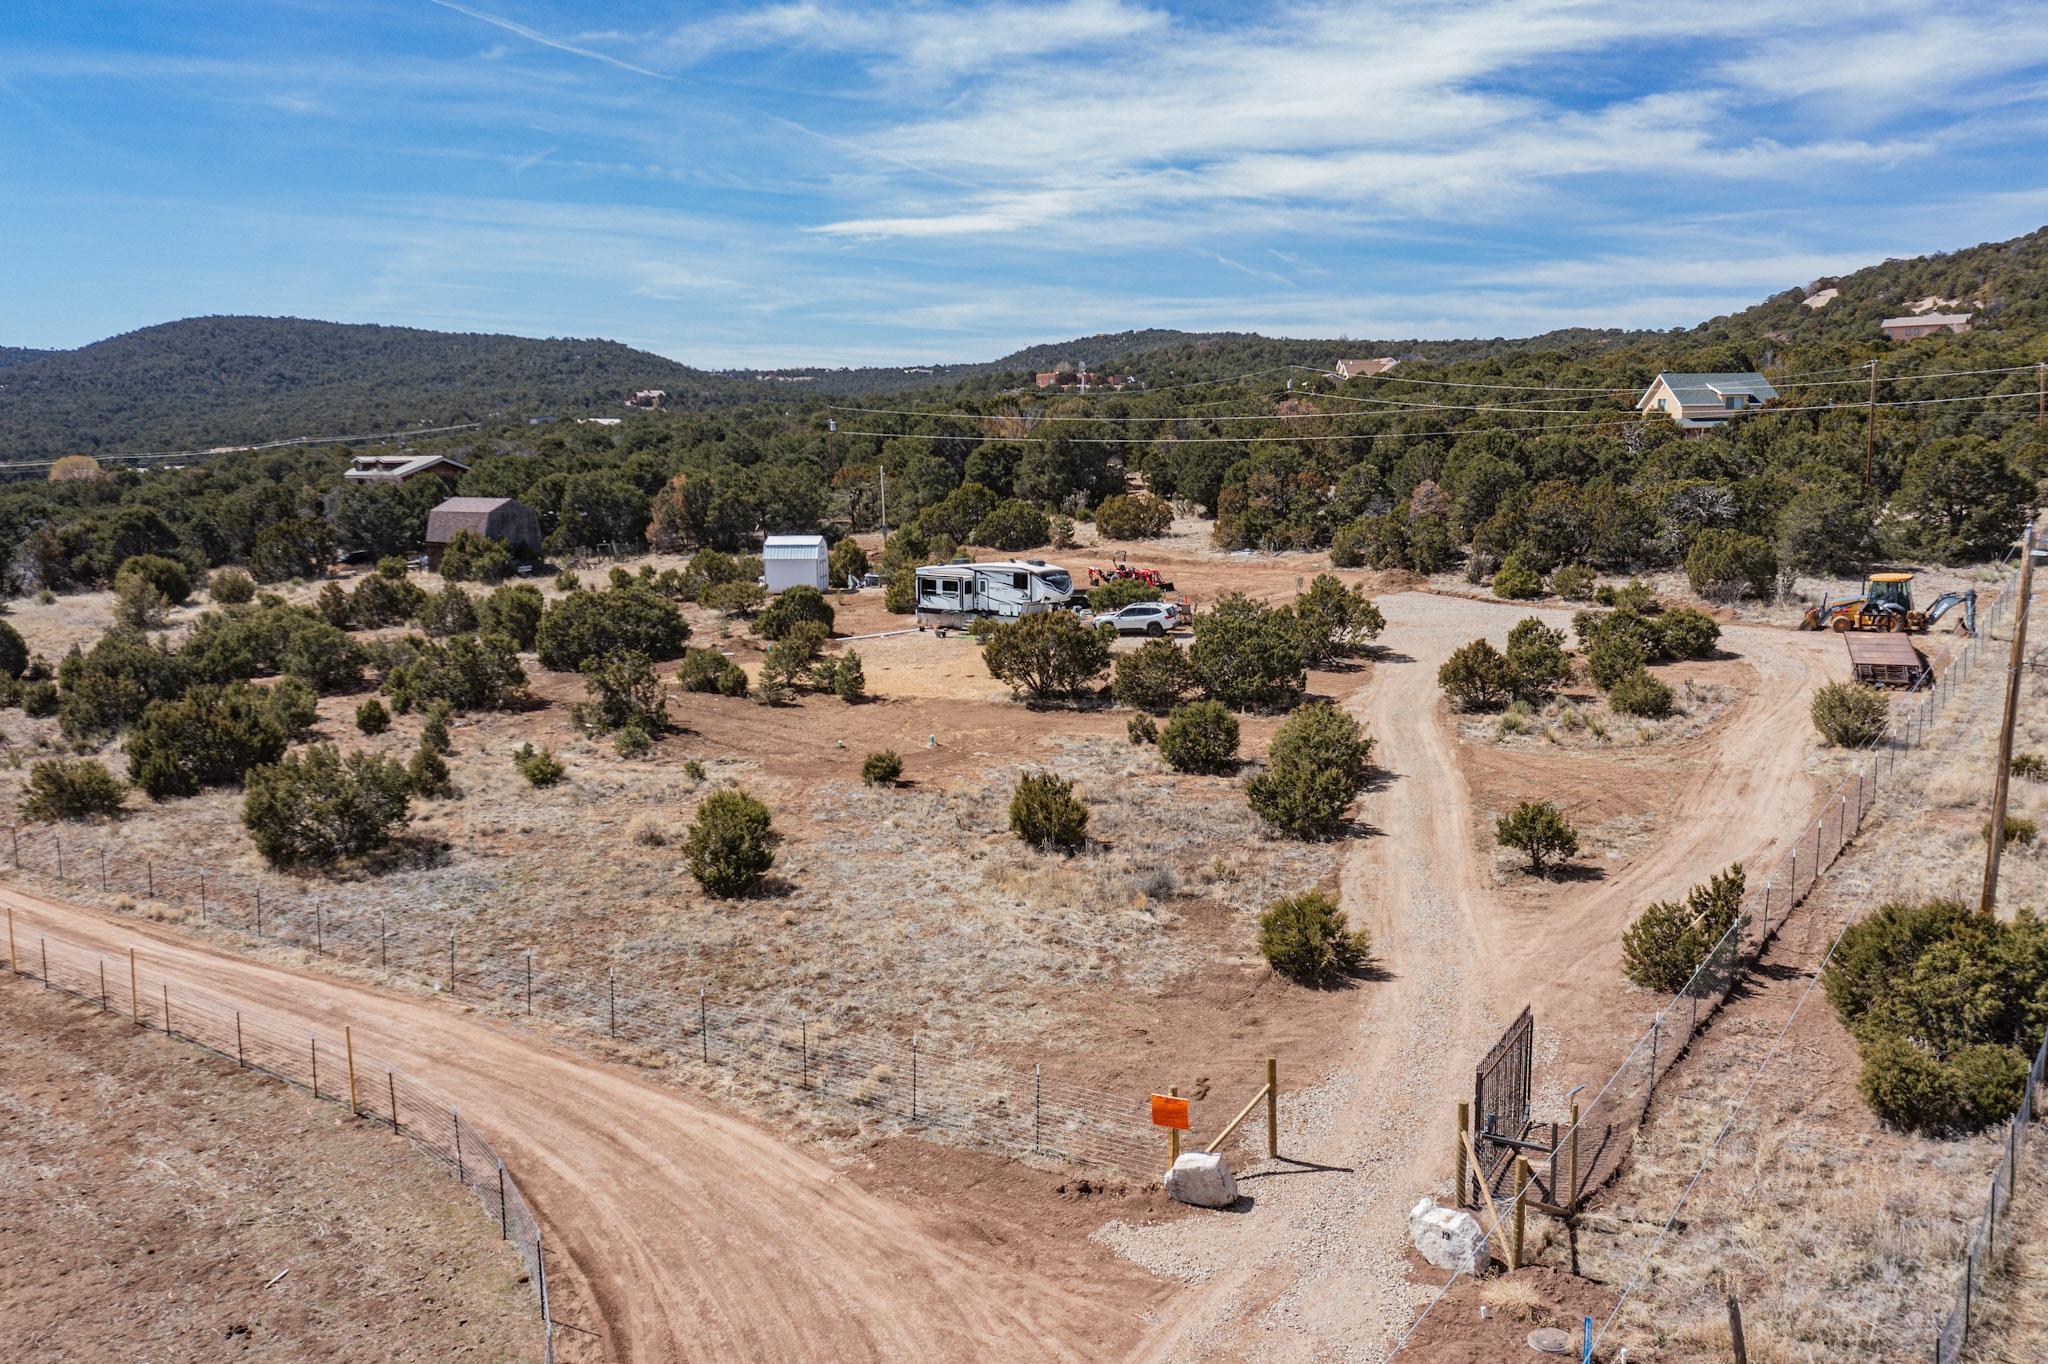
left=424, top=497, right=542, bottom=569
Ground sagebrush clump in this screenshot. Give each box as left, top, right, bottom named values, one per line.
left=861, top=749, right=903, bottom=785
left=1009, top=771, right=1088, bottom=851
left=1257, top=889, right=1371, bottom=983
left=684, top=788, right=776, bottom=896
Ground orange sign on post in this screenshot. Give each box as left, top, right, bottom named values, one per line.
left=1149, top=1093, right=1191, bottom=1130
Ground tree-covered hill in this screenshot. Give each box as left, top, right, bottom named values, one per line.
left=0, top=347, right=57, bottom=371
left=0, top=316, right=757, bottom=459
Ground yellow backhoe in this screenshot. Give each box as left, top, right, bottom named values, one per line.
left=1799, top=573, right=1976, bottom=635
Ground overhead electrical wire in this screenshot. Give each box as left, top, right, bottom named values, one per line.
left=0, top=422, right=485, bottom=473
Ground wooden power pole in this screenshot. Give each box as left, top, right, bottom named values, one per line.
left=1864, top=359, right=1878, bottom=491
left=1983, top=522, right=2038, bottom=914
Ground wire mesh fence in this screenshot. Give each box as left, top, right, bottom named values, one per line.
left=1395, top=580, right=2017, bottom=1361
left=0, top=821, right=1174, bottom=1174
left=0, top=927, right=556, bottom=1363
left=1935, top=1030, right=2048, bottom=1364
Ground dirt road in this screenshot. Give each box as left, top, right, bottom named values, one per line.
left=1106, top=590, right=1840, bottom=1360
left=0, top=884, right=1157, bottom=1364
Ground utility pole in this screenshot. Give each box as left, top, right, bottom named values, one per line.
left=878, top=465, right=889, bottom=544
left=1864, top=358, right=1878, bottom=492
left=2037, top=360, right=2044, bottom=430
left=1983, top=521, right=2037, bottom=914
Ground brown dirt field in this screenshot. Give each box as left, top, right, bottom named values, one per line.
left=0, top=886, right=1170, bottom=1364
left=0, top=975, right=540, bottom=1363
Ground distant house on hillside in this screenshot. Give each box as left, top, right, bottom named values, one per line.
left=1335, top=357, right=1398, bottom=379
left=343, top=453, right=468, bottom=486
left=625, top=389, right=666, bottom=409
left=424, top=497, right=541, bottom=570
left=1033, top=370, right=1129, bottom=390
left=1880, top=312, right=1974, bottom=341
left=1636, top=372, right=1778, bottom=430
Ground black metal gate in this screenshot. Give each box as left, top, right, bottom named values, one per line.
left=1469, top=1006, right=1534, bottom=1204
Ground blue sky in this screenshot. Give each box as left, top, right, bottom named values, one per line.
left=6, top=1, right=2048, bottom=367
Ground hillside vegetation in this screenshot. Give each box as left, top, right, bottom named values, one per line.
left=2, top=226, right=2045, bottom=602
left=0, top=316, right=756, bottom=459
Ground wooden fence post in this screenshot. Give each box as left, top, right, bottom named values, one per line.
left=1513, top=1157, right=1530, bottom=1268
left=98, top=960, right=107, bottom=1011
left=1266, top=1057, right=1279, bottom=1159
left=1456, top=1101, right=1470, bottom=1207
left=40, top=937, right=48, bottom=988
left=345, top=1025, right=359, bottom=1116
left=454, top=1109, right=464, bottom=1183
left=129, top=947, right=139, bottom=1025
left=389, top=1072, right=400, bottom=1131
left=699, top=988, right=708, bottom=1062
left=607, top=968, right=616, bottom=1039
left=5, top=904, right=14, bottom=975
left=236, top=1011, right=244, bottom=1067
left=161, top=983, right=170, bottom=1034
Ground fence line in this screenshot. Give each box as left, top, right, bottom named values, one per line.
left=1395, top=581, right=2015, bottom=1360
left=1936, top=1030, right=2048, bottom=1363
left=0, top=927, right=556, bottom=1362
left=0, top=827, right=1186, bottom=1174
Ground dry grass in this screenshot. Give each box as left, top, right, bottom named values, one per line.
left=1478, top=1275, right=1551, bottom=1324
left=1962, top=1137, right=2048, bottom=1364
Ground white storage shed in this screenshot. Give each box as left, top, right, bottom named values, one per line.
left=762, top=534, right=830, bottom=593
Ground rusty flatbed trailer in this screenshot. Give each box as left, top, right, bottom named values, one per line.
left=1843, top=631, right=1927, bottom=688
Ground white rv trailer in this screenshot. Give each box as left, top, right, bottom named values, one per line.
left=913, top=558, right=1075, bottom=631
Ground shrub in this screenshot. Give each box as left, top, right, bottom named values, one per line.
left=1291, top=574, right=1385, bottom=666
left=760, top=621, right=830, bottom=695
left=1585, top=628, right=1648, bottom=692
left=349, top=571, right=427, bottom=628
left=356, top=697, right=391, bottom=734
left=1127, top=714, right=1157, bottom=744
left=675, top=647, right=749, bottom=697
left=1158, top=700, right=1240, bottom=774
left=971, top=499, right=1052, bottom=551
left=1811, top=681, right=1889, bottom=747
left=1504, top=618, right=1571, bottom=703
left=209, top=568, right=256, bottom=605
left=437, top=530, right=515, bottom=583
left=249, top=517, right=334, bottom=584
left=1952, top=1044, right=2030, bottom=1127
left=417, top=584, right=479, bottom=637
left=0, top=620, right=27, bottom=681
left=1491, top=552, right=1543, bottom=600
left=1608, top=669, right=1674, bottom=718
left=116, top=554, right=193, bottom=607
left=1009, top=771, right=1088, bottom=851
left=829, top=539, right=870, bottom=586
left=1686, top=529, right=1777, bottom=601
left=1328, top=520, right=1371, bottom=568
left=1088, top=577, right=1162, bottom=612
left=1982, top=814, right=2039, bottom=846
left=513, top=743, right=566, bottom=787
left=982, top=611, right=1113, bottom=699
left=1438, top=638, right=1515, bottom=710
left=112, top=571, right=171, bottom=630
left=1093, top=493, right=1174, bottom=540
left=1549, top=563, right=1596, bottom=600
left=477, top=583, right=544, bottom=649
left=683, top=759, right=706, bottom=781
left=1655, top=607, right=1720, bottom=660
left=1593, top=578, right=1659, bottom=612
left=241, top=745, right=412, bottom=868
left=1247, top=702, right=1372, bottom=839
left=861, top=749, right=903, bottom=785
left=1496, top=799, right=1580, bottom=875
left=419, top=705, right=453, bottom=755
left=382, top=633, right=527, bottom=714
left=704, top=580, right=767, bottom=617
left=21, top=680, right=58, bottom=718
left=614, top=722, right=654, bottom=758
left=572, top=651, right=667, bottom=737
left=1111, top=638, right=1197, bottom=713
left=2013, top=753, right=2048, bottom=780
left=831, top=649, right=867, bottom=702
left=1257, top=890, right=1370, bottom=984
left=536, top=588, right=688, bottom=672
left=279, top=620, right=367, bottom=694
left=1621, top=864, right=1747, bottom=992
left=407, top=734, right=453, bottom=797
left=266, top=675, right=319, bottom=736
left=683, top=788, right=776, bottom=896
left=1856, top=1037, right=1965, bottom=1133
left=754, top=585, right=835, bottom=641
left=1190, top=593, right=1307, bottom=711
left=21, top=758, right=128, bottom=821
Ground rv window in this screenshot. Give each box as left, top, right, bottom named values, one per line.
left=1012, top=572, right=1028, bottom=590
left=941, top=579, right=958, bottom=596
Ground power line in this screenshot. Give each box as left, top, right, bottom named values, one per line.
left=0, top=422, right=483, bottom=472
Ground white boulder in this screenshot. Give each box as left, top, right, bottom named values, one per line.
left=1163, top=1151, right=1240, bottom=1208
left=1408, top=1196, right=1492, bottom=1274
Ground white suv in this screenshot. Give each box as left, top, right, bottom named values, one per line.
left=1092, top=601, right=1180, bottom=636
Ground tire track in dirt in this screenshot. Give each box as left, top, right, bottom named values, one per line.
left=0, top=884, right=1151, bottom=1364
left=1107, top=591, right=1841, bottom=1361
